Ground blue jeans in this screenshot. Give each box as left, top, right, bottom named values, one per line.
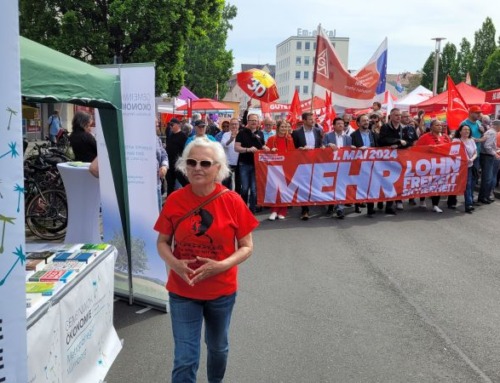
left=479, top=154, right=494, bottom=200
left=491, top=158, right=500, bottom=195
left=464, top=166, right=474, bottom=208
left=239, top=163, right=256, bottom=212
left=169, top=292, right=236, bottom=383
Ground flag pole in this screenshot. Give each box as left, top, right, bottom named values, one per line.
left=310, top=23, right=321, bottom=113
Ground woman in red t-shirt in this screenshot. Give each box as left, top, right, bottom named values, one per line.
left=415, top=119, right=451, bottom=213
left=155, top=137, right=259, bottom=383
left=265, top=120, right=296, bottom=220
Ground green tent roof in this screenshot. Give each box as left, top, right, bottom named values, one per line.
left=20, top=37, right=121, bottom=109
left=20, top=37, right=132, bottom=294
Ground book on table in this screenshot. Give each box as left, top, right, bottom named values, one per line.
left=80, top=244, right=108, bottom=251
left=25, top=282, right=57, bottom=296
left=25, top=258, right=46, bottom=272
left=26, top=251, right=56, bottom=264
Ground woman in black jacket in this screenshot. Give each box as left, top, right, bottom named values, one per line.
left=69, top=111, right=97, bottom=162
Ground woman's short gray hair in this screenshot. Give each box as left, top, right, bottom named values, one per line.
left=176, top=138, right=230, bottom=182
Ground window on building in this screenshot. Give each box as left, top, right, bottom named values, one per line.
left=305, top=42, right=311, bottom=50
left=313, top=42, right=317, bottom=50
left=296, top=41, right=302, bottom=50
left=296, top=56, right=301, bottom=65
left=303, top=85, right=309, bottom=94
left=295, top=71, right=301, bottom=79
left=295, top=85, right=300, bottom=92
left=304, top=71, right=309, bottom=80
left=304, top=56, right=310, bottom=65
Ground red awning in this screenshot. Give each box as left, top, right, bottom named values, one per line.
left=410, top=82, right=485, bottom=113
left=176, top=98, right=232, bottom=111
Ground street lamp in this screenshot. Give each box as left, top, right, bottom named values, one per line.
left=431, top=37, right=446, bottom=96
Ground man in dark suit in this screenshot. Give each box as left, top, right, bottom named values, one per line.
left=350, top=114, right=376, bottom=217
left=292, top=112, right=323, bottom=220
left=322, top=117, right=354, bottom=219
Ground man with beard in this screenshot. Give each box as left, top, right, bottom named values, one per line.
left=351, top=114, right=377, bottom=217
left=292, top=112, right=323, bottom=220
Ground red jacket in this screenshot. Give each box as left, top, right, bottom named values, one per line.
left=416, top=132, right=451, bottom=146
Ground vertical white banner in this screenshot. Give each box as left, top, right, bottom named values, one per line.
left=96, top=64, right=168, bottom=308
left=0, top=2, right=29, bottom=382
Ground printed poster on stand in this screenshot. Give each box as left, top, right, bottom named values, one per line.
left=95, top=63, right=168, bottom=309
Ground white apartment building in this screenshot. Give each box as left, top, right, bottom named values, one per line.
left=276, top=28, right=349, bottom=104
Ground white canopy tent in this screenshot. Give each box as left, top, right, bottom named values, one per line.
left=394, top=85, right=433, bottom=112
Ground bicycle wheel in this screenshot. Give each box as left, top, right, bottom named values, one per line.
left=26, top=189, right=68, bottom=240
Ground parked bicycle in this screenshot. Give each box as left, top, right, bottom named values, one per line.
left=24, top=162, right=68, bottom=240
left=24, top=143, right=70, bottom=240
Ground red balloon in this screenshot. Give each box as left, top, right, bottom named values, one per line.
left=481, top=102, right=493, bottom=114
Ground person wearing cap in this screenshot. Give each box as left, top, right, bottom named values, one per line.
left=185, top=120, right=217, bottom=147
left=478, top=119, right=500, bottom=204
left=166, top=118, right=189, bottom=197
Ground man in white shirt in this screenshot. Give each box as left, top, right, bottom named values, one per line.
left=291, top=112, right=323, bottom=220
left=322, top=118, right=353, bottom=219
left=221, top=118, right=241, bottom=192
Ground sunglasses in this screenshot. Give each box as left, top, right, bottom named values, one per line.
left=186, top=158, right=217, bottom=168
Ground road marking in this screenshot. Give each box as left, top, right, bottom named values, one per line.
left=135, top=306, right=152, bottom=314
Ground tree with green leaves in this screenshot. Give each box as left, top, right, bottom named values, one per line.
left=471, top=17, right=497, bottom=86
left=479, top=48, right=500, bottom=90
left=183, top=3, right=237, bottom=98
left=421, top=52, right=435, bottom=91
left=19, top=0, right=228, bottom=95
left=455, top=38, right=473, bottom=83
left=440, top=42, right=457, bottom=89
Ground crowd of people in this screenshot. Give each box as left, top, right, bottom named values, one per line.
left=153, top=103, right=500, bottom=383
left=157, top=103, right=500, bottom=220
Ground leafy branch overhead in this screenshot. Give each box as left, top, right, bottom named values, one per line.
left=19, top=0, right=236, bottom=97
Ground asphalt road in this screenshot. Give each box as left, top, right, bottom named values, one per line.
left=105, top=200, right=500, bottom=383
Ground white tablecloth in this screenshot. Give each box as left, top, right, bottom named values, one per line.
left=57, top=162, right=101, bottom=243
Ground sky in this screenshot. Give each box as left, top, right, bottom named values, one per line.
left=226, top=0, right=500, bottom=75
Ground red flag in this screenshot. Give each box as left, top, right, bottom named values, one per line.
left=313, top=26, right=387, bottom=108
left=287, top=89, right=302, bottom=129
left=187, top=98, right=193, bottom=119
left=321, top=91, right=335, bottom=132
left=447, top=75, right=468, bottom=130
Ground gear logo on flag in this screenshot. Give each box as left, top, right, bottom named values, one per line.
left=316, top=49, right=329, bottom=78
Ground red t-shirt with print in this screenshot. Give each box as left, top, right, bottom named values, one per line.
left=154, top=183, right=259, bottom=300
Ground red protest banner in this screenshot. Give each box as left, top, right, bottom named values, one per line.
left=255, top=143, right=467, bottom=206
